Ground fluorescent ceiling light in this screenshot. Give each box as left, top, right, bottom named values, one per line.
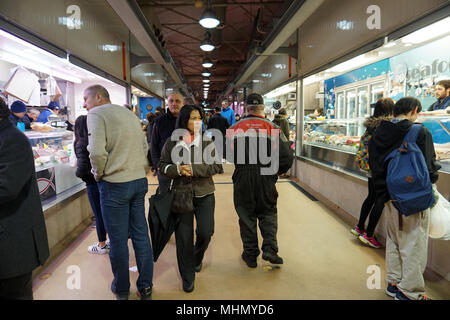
left=202, top=71, right=211, bottom=77
left=151, top=79, right=164, bottom=83
left=199, top=8, right=220, bottom=29
left=401, top=17, right=450, bottom=44
left=144, top=72, right=155, bottom=76
left=0, top=51, right=82, bottom=83
left=203, top=79, right=210, bottom=83
left=326, top=54, right=375, bottom=73
left=265, top=82, right=296, bottom=99
left=204, top=84, right=210, bottom=87
left=383, top=41, right=397, bottom=48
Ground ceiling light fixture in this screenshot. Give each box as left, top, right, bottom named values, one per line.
left=202, top=71, right=211, bottom=77
left=200, top=32, right=215, bottom=52
left=199, top=6, right=220, bottom=29
left=203, top=79, right=210, bottom=83
left=202, top=58, right=213, bottom=68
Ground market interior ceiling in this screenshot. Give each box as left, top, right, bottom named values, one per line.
left=136, top=0, right=292, bottom=105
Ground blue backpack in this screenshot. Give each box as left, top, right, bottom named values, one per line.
left=385, top=124, right=435, bottom=216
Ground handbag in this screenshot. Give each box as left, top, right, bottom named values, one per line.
left=170, top=177, right=195, bottom=214
left=429, top=185, right=450, bottom=240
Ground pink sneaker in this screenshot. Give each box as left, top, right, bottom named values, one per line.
left=359, top=232, right=382, bottom=248
left=350, top=226, right=364, bottom=237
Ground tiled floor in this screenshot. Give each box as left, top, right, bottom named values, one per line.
left=32, top=165, right=450, bottom=300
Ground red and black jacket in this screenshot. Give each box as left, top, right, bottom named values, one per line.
left=225, top=114, right=293, bottom=175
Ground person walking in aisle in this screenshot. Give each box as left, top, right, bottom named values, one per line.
left=351, top=98, right=395, bottom=248
left=272, top=108, right=290, bottom=140
left=0, top=98, right=50, bottom=300
left=221, top=100, right=236, bottom=127
left=74, top=115, right=109, bottom=255
left=207, top=105, right=230, bottom=174
left=227, top=93, right=293, bottom=268
left=151, top=92, right=184, bottom=193
left=159, top=105, right=221, bottom=293
left=369, top=97, right=440, bottom=300
left=85, top=85, right=153, bottom=300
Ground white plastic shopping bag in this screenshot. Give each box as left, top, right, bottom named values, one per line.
left=429, top=185, right=450, bottom=240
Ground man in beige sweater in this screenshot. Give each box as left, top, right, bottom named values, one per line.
left=85, top=85, right=153, bottom=300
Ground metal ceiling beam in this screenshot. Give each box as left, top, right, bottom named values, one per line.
left=140, top=1, right=284, bottom=8
left=107, top=0, right=193, bottom=101
left=223, top=0, right=324, bottom=96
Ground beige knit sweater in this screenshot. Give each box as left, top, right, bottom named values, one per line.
left=87, top=104, right=149, bottom=183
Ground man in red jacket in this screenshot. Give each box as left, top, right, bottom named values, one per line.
left=227, top=93, right=293, bottom=268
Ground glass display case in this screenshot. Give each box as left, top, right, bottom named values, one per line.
left=303, top=118, right=365, bottom=153
left=302, top=114, right=450, bottom=177
left=418, top=114, right=450, bottom=173
left=24, top=130, right=83, bottom=201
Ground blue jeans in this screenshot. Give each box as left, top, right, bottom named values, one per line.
left=86, top=183, right=107, bottom=243
left=97, top=178, right=153, bottom=294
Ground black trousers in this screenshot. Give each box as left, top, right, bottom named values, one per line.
left=0, top=272, right=33, bottom=300
left=233, top=168, right=279, bottom=258
left=357, top=177, right=385, bottom=237
left=175, top=194, right=215, bottom=284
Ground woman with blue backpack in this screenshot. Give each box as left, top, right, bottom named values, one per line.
left=369, top=97, right=440, bottom=300
left=351, top=98, right=394, bottom=248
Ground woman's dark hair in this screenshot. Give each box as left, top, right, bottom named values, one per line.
left=394, top=97, right=422, bottom=117
left=175, top=104, right=202, bottom=130
left=0, top=98, right=10, bottom=119
left=146, top=112, right=156, bottom=122
left=278, top=108, right=286, bottom=115
left=74, top=115, right=88, bottom=147
left=372, top=98, right=394, bottom=118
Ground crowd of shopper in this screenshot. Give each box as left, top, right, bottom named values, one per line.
left=1, top=79, right=448, bottom=300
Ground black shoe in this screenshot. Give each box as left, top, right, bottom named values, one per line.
left=138, top=287, right=152, bottom=300
left=241, top=253, right=257, bottom=268
left=111, top=281, right=129, bottom=300
left=195, top=263, right=202, bottom=273
left=182, top=280, right=195, bottom=293
left=262, top=251, right=283, bottom=264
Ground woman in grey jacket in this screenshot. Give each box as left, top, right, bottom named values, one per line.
left=159, top=105, right=221, bottom=293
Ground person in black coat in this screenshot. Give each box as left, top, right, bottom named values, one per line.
left=150, top=93, right=183, bottom=192
left=0, top=98, right=50, bottom=299
left=74, top=115, right=109, bottom=254
left=207, top=106, right=230, bottom=174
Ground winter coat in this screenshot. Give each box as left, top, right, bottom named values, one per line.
left=369, top=118, right=441, bottom=203
left=159, top=136, right=221, bottom=197
left=227, top=114, right=293, bottom=175
left=150, top=109, right=177, bottom=168
left=9, top=113, right=31, bottom=130
left=0, top=117, right=50, bottom=279
left=207, top=113, right=230, bottom=137
left=74, top=115, right=96, bottom=185
left=272, top=114, right=290, bottom=139
left=221, top=106, right=236, bottom=126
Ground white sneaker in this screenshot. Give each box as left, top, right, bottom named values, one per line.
left=105, top=239, right=110, bottom=249
left=88, top=242, right=108, bottom=254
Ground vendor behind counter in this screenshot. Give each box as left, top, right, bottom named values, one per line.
left=9, top=100, right=30, bottom=130
left=36, top=101, right=60, bottom=123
